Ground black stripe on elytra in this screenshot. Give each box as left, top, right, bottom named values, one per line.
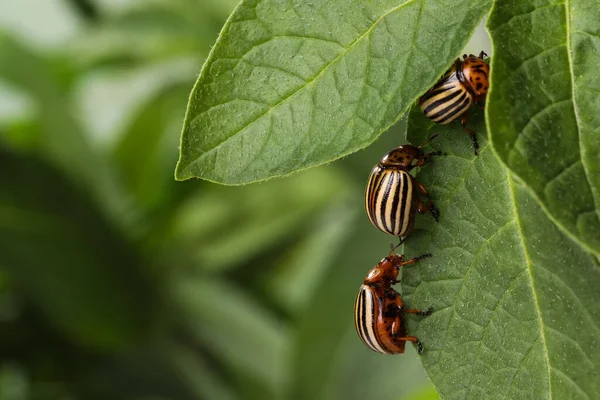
left=370, top=171, right=386, bottom=223
left=379, top=173, right=394, bottom=233
left=423, top=88, right=463, bottom=115
left=397, top=172, right=410, bottom=235
left=439, top=94, right=471, bottom=123
left=428, top=90, right=469, bottom=121
left=360, top=288, right=378, bottom=351
left=389, top=172, right=401, bottom=234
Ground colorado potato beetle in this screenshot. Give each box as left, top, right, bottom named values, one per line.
left=365, top=136, right=440, bottom=240
left=419, top=51, right=489, bottom=155
left=354, top=252, right=433, bottom=354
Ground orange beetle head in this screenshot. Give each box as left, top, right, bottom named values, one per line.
left=363, top=254, right=403, bottom=286
left=460, top=53, right=490, bottom=98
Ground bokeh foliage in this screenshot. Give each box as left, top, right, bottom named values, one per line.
left=0, top=1, right=433, bottom=399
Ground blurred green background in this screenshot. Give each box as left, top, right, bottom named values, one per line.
left=0, top=1, right=489, bottom=399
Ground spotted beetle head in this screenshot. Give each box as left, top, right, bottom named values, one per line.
left=380, top=145, right=423, bottom=169
left=379, top=135, right=439, bottom=169
left=460, top=53, right=490, bottom=98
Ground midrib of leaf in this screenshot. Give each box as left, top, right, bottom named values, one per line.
left=416, top=156, right=556, bottom=399
left=564, top=0, right=600, bottom=222
left=415, top=145, right=554, bottom=399
left=179, top=0, right=422, bottom=174
left=506, top=172, right=552, bottom=400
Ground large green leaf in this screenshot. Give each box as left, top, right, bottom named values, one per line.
left=486, top=0, right=600, bottom=254
left=402, top=108, right=600, bottom=399
left=175, top=0, right=493, bottom=184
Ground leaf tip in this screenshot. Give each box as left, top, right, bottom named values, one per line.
left=174, top=158, right=193, bottom=181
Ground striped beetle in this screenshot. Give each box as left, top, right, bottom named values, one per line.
left=365, top=136, right=440, bottom=240
left=419, top=51, right=489, bottom=155
left=354, top=252, right=433, bottom=354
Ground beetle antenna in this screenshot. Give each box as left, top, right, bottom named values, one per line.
left=418, top=134, right=439, bottom=149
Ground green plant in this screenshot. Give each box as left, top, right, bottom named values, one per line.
left=176, top=0, right=600, bottom=399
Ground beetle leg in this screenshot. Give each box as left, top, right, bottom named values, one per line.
left=395, top=293, right=404, bottom=308
left=473, top=100, right=485, bottom=110
left=415, top=179, right=439, bottom=220
left=399, top=253, right=432, bottom=267
left=404, top=306, right=434, bottom=316
left=417, top=196, right=440, bottom=222
left=415, top=180, right=430, bottom=197
left=395, top=336, right=423, bottom=355
left=390, top=295, right=405, bottom=336
left=415, top=151, right=443, bottom=167
left=460, top=112, right=479, bottom=155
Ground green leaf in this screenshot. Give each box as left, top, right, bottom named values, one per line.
left=0, top=148, right=159, bottom=350
left=486, top=0, right=600, bottom=254
left=403, top=107, right=600, bottom=399
left=175, top=0, right=493, bottom=184
left=402, top=385, right=440, bottom=400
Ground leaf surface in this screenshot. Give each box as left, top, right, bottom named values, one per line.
left=176, top=0, right=493, bottom=184
left=403, top=107, right=600, bottom=399
left=486, top=0, right=600, bottom=254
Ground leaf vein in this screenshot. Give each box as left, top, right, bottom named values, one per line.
left=534, top=264, right=600, bottom=335
left=504, top=335, right=543, bottom=399
left=544, top=325, right=595, bottom=367
left=436, top=218, right=515, bottom=365
left=564, top=0, right=600, bottom=223
left=551, top=367, right=591, bottom=400
left=492, top=2, right=563, bottom=31
left=507, top=173, right=552, bottom=400
left=183, top=0, right=422, bottom=173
